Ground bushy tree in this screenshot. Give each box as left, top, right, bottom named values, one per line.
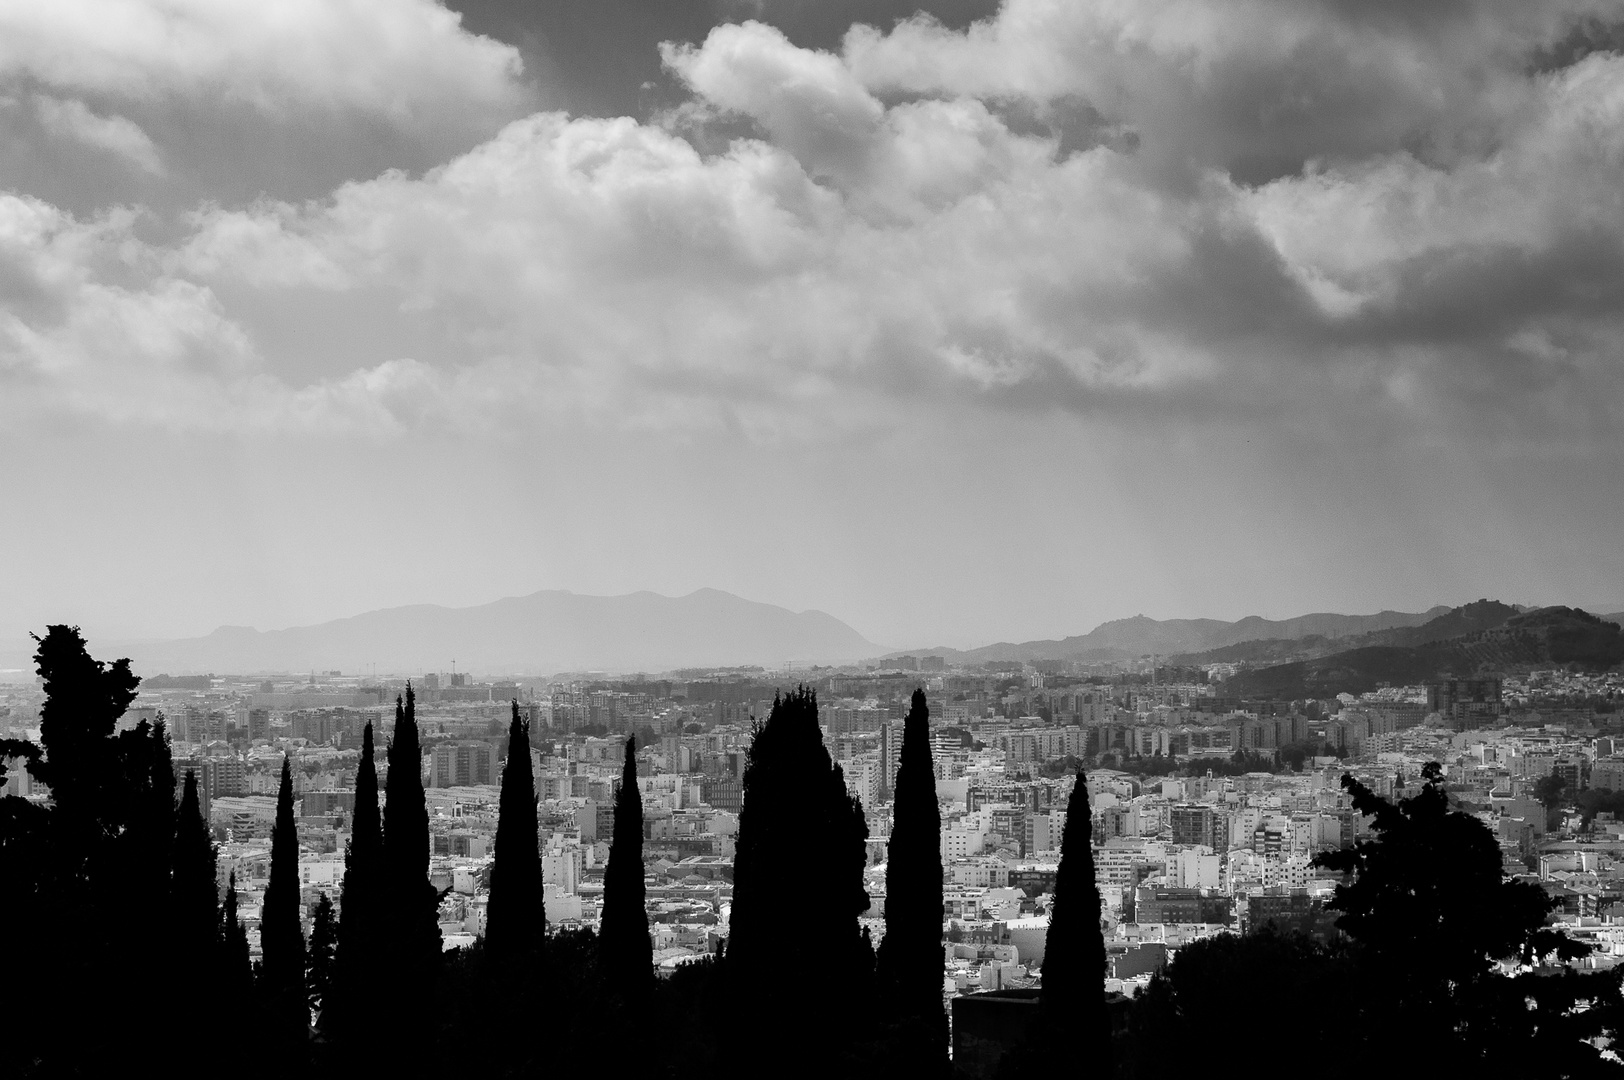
left=876, top=689, right=946, bottom=1063
left=599, top=734, right=652, bottom=1006
left=727, top=686, right=872, bottom=1072
left=1314, top=764, right=1623, bottom=1074
left=262, top=757, right=308, bottom=1057
left=0, top=627, right=175, bottom=1073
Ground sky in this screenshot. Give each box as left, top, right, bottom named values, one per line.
left=2, top=0, right=1623, bottom=658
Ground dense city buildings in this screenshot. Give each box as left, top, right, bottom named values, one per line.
left=3, top=646, right=1622, bottom=1006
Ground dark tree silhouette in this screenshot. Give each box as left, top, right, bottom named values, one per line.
left=727, top=686, right=872, bottom=1072
left=222, top=871, right=255, bottom=999
left=1124, top=931, right=1359, bottom=1079
left=1313, top=763, right=1623, bottom=1074
left=173, top=770, right=220, bottom=977
left=326, top=721, right=383, bottom=1044
left=1039, top=769, right=1111, bottom=1066
left=487, top=700, right=543, bottom=962
left=876, top=689, right=946, bottom=1064
left=0, top=627, right=175, bottom=1073
left=381, top=685, right=441, bottom=1047
left=307, top=893, right=337, bottom=1019
left=262, top=757, right=308, bottom=1058
left=599, top=734, right=652, bottom=1008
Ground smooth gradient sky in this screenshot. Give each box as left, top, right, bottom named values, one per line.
left=2, top=0, right=1622, bottom=658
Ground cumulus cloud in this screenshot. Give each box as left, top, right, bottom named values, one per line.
left=0, top=0, right=534, bottom=213
left=0, top=0, right=1621, bottom=453
left=0, top=0, right=523, bottom=122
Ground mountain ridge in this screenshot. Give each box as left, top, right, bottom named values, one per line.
left=1223, top=605, right=1624, bottom=699
left=877, top=606, right=1453, bottom=665
left=112, top=588, right=883, bottom=676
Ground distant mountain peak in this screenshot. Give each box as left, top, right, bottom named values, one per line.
left=124, top=589, right=881, bottom=676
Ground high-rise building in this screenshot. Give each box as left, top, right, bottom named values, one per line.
left=429, top=741, right=498, bottom=788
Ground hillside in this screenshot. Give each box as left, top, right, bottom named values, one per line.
left=1175, top=600, right=1522, bottom=666
left=118, top=589, right=882, bottom=676
left=1223, top=606, right=1623, bottom=699
left=882, top=606, right=1449, bottom=665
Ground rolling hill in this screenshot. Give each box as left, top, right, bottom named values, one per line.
left=1223, top=606, right=1623, bottom=699
left=116, top=589, right=882, bottom=676
left=884, top=606, right=1451, bottom=665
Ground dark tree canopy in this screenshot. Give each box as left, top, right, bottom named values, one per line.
left=1311, top=764, right=1622, bottom=1074
left=876, top=689, right=946, bottom=1059
left=599, top=733, right=652, bottom=1005
left=487, top=700, right=543, bottom=963
left=727, top=686, right=872, bottom=1068
left=0, top=627, right=176, bottom=1073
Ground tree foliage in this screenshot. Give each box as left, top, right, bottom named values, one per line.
left=727, top=686, right=872, bottom=1071
left=262, top=756, right=308, bottom=1057
left=487, top=700, right=543, bottom=963
left=1039, top=768, right=1111, bottom=1065
left=326, top=720, right=383, bottom=1044
left=599, top=733, right=652, bottom=1007
left=381, top=684, right=441, bottom=1026
left=876, top=689, right=946, bottom=1062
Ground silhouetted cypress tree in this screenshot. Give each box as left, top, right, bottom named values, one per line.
left=487, top=700, right=543, bottom=962
left=223, top=871, right=255, bottom=999
left=307, top=893, right=336, bottom=1019
left=263, top=757, right=308, bottom=1057
left=173, top=770, right=220, bottom=972
left=728, top=686, right=871, bottom=1070
left=600, top=734, right=652, bottom=1007
left=1041, top=769, right=1111, bottom=1065
left=876, top=689, right=946, bottom=1063
left=382, top=685, right=441, bottom=1044
left=326, top=720, right=382, bottom=1043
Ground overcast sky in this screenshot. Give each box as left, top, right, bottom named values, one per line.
left=2, top=0, right=1622, bottom=656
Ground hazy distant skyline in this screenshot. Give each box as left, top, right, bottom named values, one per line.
left=2, top=1, right=1622, bottom=655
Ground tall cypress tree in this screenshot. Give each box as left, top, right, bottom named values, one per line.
left=326, top=721, right=383, bottom=1044
left=262, top=756, right=308, bottom=1056
left=382, top=685, right=441, bottom=1039
left=1040, top=768, right=1110, bottom=1065
left=487, top=700, right=543, bottom=962
left=173, top=770, right=220, bottom=973
left=599, top=734, right=652, bottom=1006
left=728, top=686, right=871, bottom=1070
left=877, top=689, right=946, bottom=1061
left=222, top=871, right=255, bottom=1000
left=307, top=893, right=337, bottom=1019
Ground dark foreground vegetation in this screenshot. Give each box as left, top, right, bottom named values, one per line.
left=1, top=627, right=1621, bottom=1078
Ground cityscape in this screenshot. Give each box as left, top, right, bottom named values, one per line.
left=4, top=598, right=1623, bottom=1073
